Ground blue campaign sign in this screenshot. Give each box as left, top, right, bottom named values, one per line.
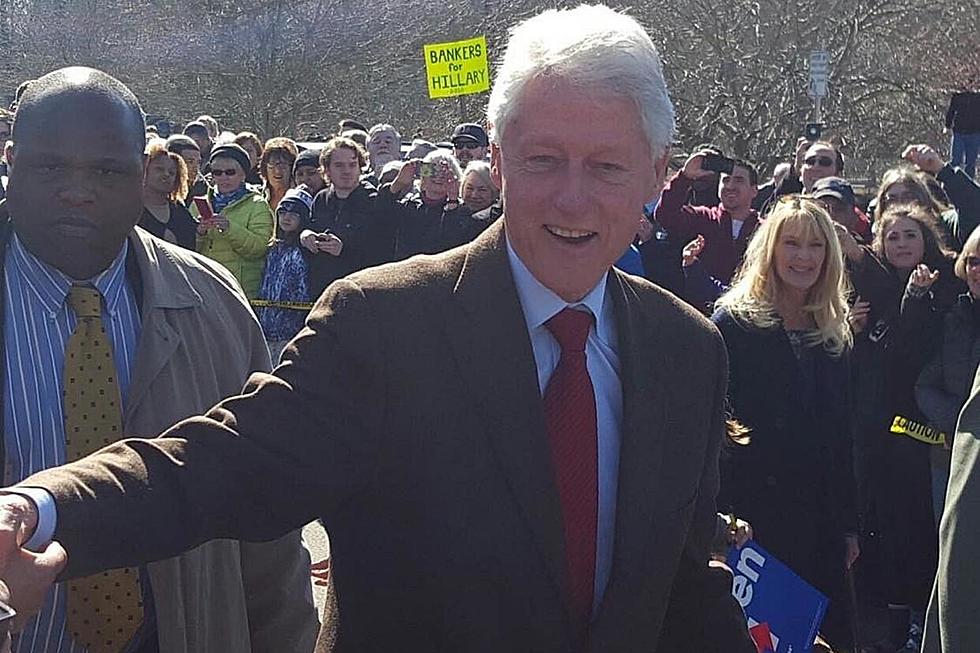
left=727, top=542, right=829, bottom=652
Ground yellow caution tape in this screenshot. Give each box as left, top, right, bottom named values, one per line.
left=890, top=415, right=946, bottom=446
left=250, top=299, right=315, bottom=311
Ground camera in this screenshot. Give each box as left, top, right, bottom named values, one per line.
left=701, top=153, right=735, bottom=175
left=804, top=123, right=823, bottom=140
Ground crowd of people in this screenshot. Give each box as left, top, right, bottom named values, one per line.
left=0, top=5, right=978, bottom=653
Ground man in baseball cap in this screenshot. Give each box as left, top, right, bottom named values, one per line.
left=451, top=122, right=489, bottom=167
left=811, top=176, right=870, bottom=239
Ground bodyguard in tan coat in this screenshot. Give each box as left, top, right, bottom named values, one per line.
left=0, top=66, right=317, bottom=653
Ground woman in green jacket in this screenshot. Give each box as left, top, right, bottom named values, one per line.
left=193, top=143, right=273, bottom=298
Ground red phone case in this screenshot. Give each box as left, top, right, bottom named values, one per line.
left=193, top=197, right=214, bottom=222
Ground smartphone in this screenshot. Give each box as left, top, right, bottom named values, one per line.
left=804, top=122, right=822, bottom=140
left=192, top=197, right=214, bottom=223
left=419, top=162, right=435, bottom=179
left=701, top=153, right=735, bottom=175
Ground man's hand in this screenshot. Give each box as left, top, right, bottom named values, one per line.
left=0, top=495, right=66, bottom=632
left=680, top=152, right=715, bottom=181
left=794, top=138, right=813, bottom=173
left=902, top=144, right=946, bottom=175
left=317, top=233, right=344, bottom=256
left=682, top=234, right=706, bottom=267
left=300, top=229, right=321, bottom=253
left=833, top=222, right=864, bottom=263
left=391, top=159, right=419, bottom=195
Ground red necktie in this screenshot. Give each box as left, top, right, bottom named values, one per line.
left=544, top=307, right=598, bottom=638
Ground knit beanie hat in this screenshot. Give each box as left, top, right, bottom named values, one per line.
left=277, top=186, right=314, bottom=220
left=208, top=143, right=252, bottom=174
left=294, top=148, right=321, bottom=173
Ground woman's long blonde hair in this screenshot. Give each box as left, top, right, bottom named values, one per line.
left=715, top=196, right=852, bottom=355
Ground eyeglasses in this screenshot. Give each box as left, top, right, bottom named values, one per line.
left=884, top=192, right=918, bottom=204
left=804, top=155, right=835, bottom=167
left=454, top=142, right=483, bottom=150
left=266, top=161, right=292, bottom=169
left=211, top=168, right=239, bottom=177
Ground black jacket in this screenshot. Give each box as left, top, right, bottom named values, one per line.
left=304, top=181, right=382, bottom=298
left=712, top=309, right=857, bottom=607
left=378, top=184, right=477, bottom=262
left=916, top=294, right=980, bottom=437
left=138, top=202, right=198, bottom=251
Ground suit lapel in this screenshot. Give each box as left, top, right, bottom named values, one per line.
left=442, top=222, right=571, bottom=617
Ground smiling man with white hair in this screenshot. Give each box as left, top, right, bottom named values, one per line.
left=0, top=5, right=753, bottom=652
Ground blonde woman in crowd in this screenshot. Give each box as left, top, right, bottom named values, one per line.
left=712, top=197, right=858, bottom=651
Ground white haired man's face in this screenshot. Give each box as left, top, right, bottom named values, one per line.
left=493, top=77, right=665, bottom=302
left=368, top=129, right=399, bottom=169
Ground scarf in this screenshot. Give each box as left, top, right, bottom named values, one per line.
left=212, top=184, right=249, bottom=215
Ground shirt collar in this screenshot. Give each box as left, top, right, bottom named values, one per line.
left=9, top=234, right=130, bottom=318
left=505, top=236, right=609, bottom=332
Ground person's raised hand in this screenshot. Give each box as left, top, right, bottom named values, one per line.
left=908, top=263, right=940, bottom=290
left=391, top=159, right=419, bottom=195
left=0, top=495, right=66, bottom=632
left=680, top=152, right=714, bottom=181
left=833, top=222, right=864, bottom=263
left=681, top=234, right=706, bottom=267
left=446, top=177, right=460, bottom=206
left=848, top=296, right=871, bottom=334
left=794, top=137, right=813, bottom=172
left=902, top=144, right=945, bottom=175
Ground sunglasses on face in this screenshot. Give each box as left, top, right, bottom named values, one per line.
left=966, top=256, right=980, bottom=270
left=211, top=168, right=239, bottom=177
left=455, top=142, right=483, bottom=150
left=804, top=155, right=835, bottom=167
left=884, top=192, right=918, bottom=203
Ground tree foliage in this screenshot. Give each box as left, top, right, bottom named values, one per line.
left=1, top=0, right=976, bottom=178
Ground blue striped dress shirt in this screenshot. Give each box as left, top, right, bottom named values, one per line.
left=3, top=234, right=141, bottom=653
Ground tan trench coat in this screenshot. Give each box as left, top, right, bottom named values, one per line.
left=121, top=227, right=317, bottom=652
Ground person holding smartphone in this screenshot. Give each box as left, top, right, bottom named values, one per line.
left=653, top=150, right=760, bottom=288
left=192, top=143, right=274, bottom=298
left=299, top=137, right=382, bottom=299
left=380, top=149, right=474, bottom=261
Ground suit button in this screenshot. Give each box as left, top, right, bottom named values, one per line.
left=766, top=475, right=777, bottom=487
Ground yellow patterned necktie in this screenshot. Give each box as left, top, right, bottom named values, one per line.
left=63, top=285, right=143, bottom=652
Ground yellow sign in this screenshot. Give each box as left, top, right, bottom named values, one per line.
left=423, top=36, right=490, bottom=99
left=890, top=415, right=946, bottom=446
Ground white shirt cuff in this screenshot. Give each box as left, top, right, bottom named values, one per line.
left=5, top=487, right=57, bottom=552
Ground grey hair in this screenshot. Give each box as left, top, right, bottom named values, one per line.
left=368, top=123, right=401, bottom=141
left=486, top=4, right=675, bottom=161
left=462, top=161, right=497, bottom=197
left=423, top=148, right=463, bottom=181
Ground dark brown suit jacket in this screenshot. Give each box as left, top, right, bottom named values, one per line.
left=24, top=220, right=753, bottom=652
